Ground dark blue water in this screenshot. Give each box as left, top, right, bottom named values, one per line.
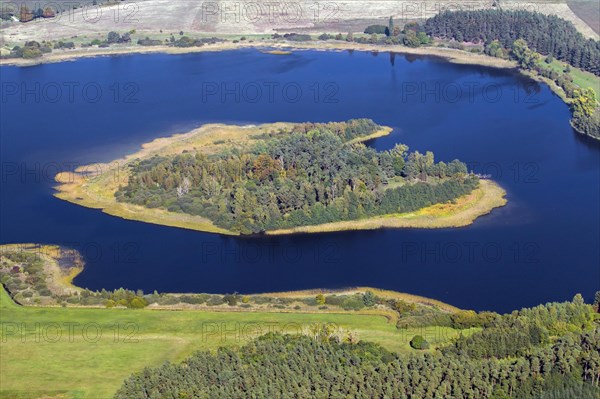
left=1, top=49, right=598, bottom=312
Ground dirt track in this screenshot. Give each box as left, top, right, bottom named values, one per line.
left=1, top=0, right=597, bottom=46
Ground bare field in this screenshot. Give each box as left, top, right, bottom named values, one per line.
left=567, top=0, right=600, bottom=34
left=1, top=0, right=597, bottom=46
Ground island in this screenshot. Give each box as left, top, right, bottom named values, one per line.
left=54, top=119, right=507, bottom=235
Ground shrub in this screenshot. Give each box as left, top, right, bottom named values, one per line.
left=22, top=47, right=42, bottom=59
left=363, top=291, right=376, bottom=307
left=410, top=335, right=430, bottom=350
left=207, top=296, right=225, bottom=306
left=364, top=25, right=387, bottom=35
left=316, top=294, right=326, bottom=305
left=223, top=294, right=238, bottom=306
left=325, top=295, right=344, bottom=306
left=342, top=295, right=365, bottom=311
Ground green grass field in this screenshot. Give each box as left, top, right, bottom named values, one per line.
left=539, top=58, right=600, bottom=99
left=0, top=286, right=474, bottom=399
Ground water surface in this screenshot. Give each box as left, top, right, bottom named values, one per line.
left=1, top=49, right=598, bottom=312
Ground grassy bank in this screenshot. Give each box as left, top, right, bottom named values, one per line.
left=262, top=287, right=462, bottom=313
left=538, top=57, right=600, bottom=99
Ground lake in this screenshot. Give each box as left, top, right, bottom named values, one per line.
left=1, top=49, right=598, bottom=312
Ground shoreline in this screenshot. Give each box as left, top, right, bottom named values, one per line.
left=346, top=126, right=394, bottom=145
left=0, top=243, right=462, bottom=313
left=5, top=38, right=595, bottom=139
left=267, top=179, right=506, bottom=235
left=53, top=122, right=507, bottom=236
left=0, top=40, right=518, bottom=69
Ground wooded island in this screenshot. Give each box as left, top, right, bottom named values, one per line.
left=55, top=120, right=506, bottom=235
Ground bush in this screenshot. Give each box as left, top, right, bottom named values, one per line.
left=22, top=46, right=42, bottom=59
left=282, top=33, right=311, bottom=42
left=362, top=291, right=376, bottom=307
left=325, top=295, right=344, bottom=306
left=341, top=295, right=365, bottom=311
left=180, top=295, right=207, bottom=304
left=107, top=31, right=120, bottom=44
left=207, top=296, right=225, bottom=306
left=389, top=299, right=416, bottom=314
left=410, top=335, right=430, bottom=350
left=316, top=294, right=326, bottom=305
left=364, top=25, right=387, bottom=35
left=223, top=294, right=238, bottom=306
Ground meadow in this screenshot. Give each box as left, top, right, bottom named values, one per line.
left=0, top=286, right=475, bottom=399
left=540, top=57, right=600, bottom=99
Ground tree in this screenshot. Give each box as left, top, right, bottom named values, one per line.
left=512, top=39, right=539, bottom=69
left=364, top=25, right=387, bottom=35
left=594, top=291, right=600, bottom=312
left=316, top=294, right=326, bottom=305
left=22, top=46, right=42, bottom=59
left=403, top=22, right=420, bottom=32
left=107, top=31, right=121, bottom=44
left=42, top=7, right=56, bottom=18
left=485, top=40, right=506, bottom=58
left=573, top=293, right=585, bottom=306
left=417, top=32, right=430, bottom=45
left=403, top=30, right=421, bottom=48
left=252, top=154, right=279, bottom=181
left=410, top=335, right=430, bottom=350
left=571, top=88, right=597, bottom=118
left=129, top=297, right=147, bottom=309
left=387, top=16, right=394, bottom=37
left=362, top=291, right=376, bottom=307
left=19, top=6, right=33, bottom=22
